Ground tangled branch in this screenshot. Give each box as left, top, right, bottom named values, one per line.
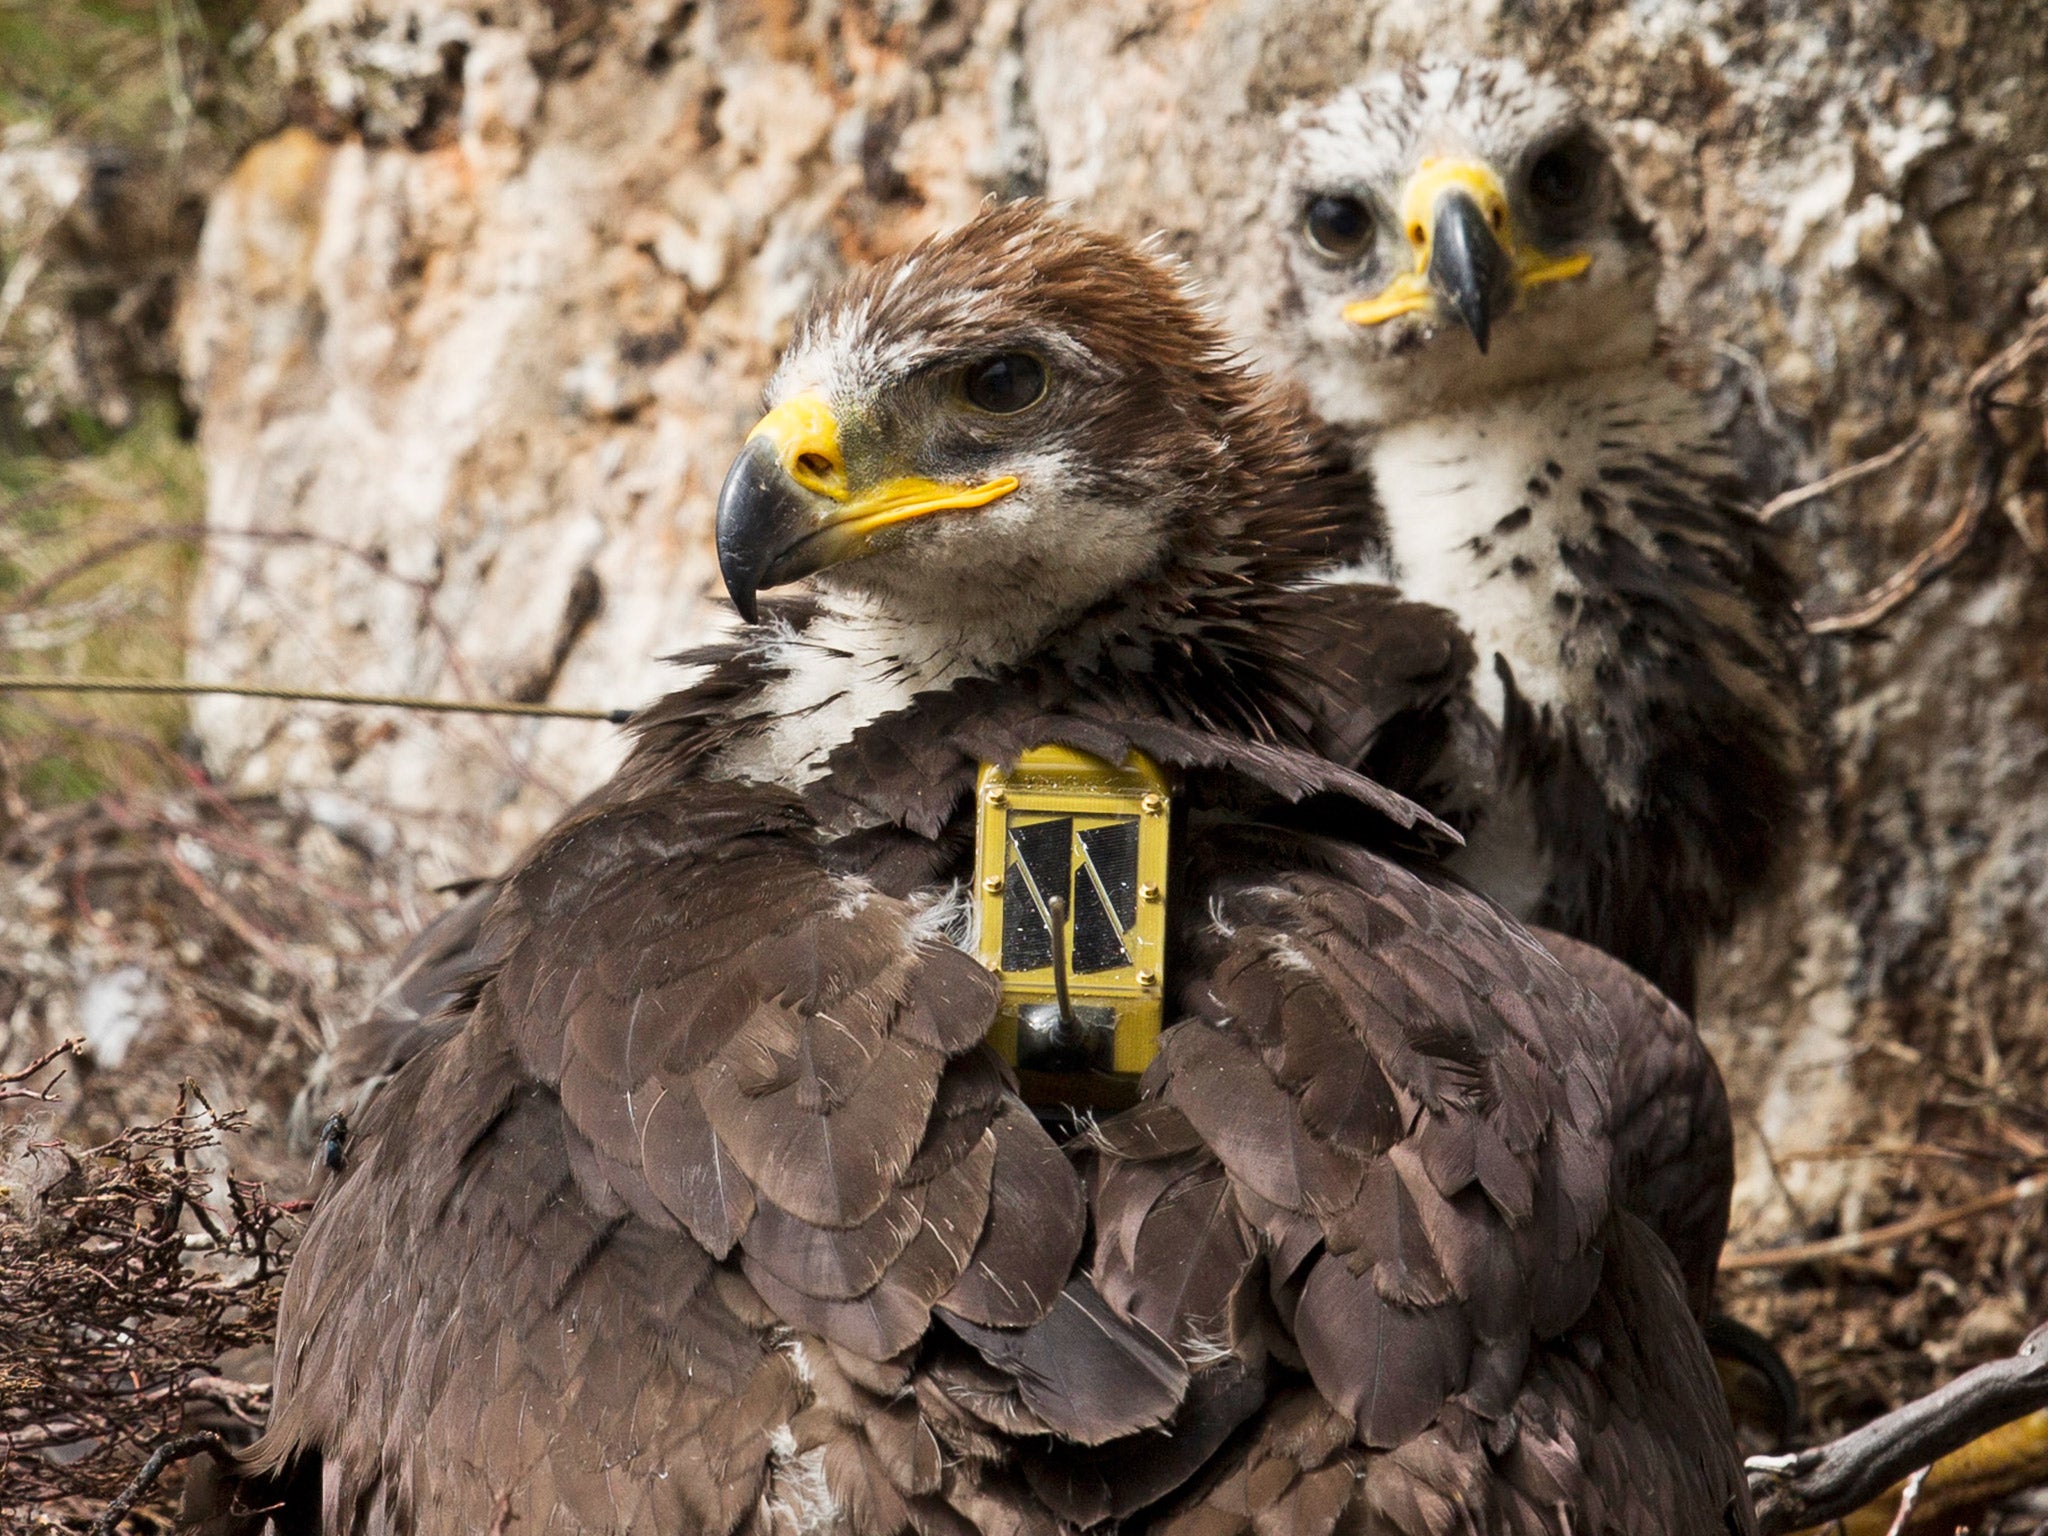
left=0, top=1086, right=293, bottom=1507
left=89, top=1431, right=233, bottom=1536
left=1761, top=431, right=1927, bottom=525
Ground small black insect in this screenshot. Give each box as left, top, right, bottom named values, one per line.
left=318, top=1112, right=350, bottom=1174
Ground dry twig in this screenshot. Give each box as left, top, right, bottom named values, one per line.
left=1762, top=432, right=1928, bottom=524
left=89, top=1431, right=231, bottom=1536
left=1722, top=1176, right=2047, bottom=1271
left=1749, top=1326, right=2048, bottom=1534
left=0, top=1037, right=83, bottom=1103
left=2, top=517, right=591, bottom=805
left=1882, top=1464, right=1931, bottom=1536
left=0, top=1101, right=292, bottom=1505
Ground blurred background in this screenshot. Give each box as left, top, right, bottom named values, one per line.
left=4, top=0, right=2048, bottom=1522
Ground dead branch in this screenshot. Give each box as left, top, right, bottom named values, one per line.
left=153, top=806, right=398, bottom=914
left=182, top=1374, right=272, bottom=1426
left=0, top=1036, right=83, bottom=1102
left=1774, top=1141, right=2027, bottom=1169
left=89, top=1432, right=231, bottom=1536
left=1762, top=431, right=1928, bottom=524
left=1771, top=1413, right=2048, bottom=1534
left=1749, top=1325, right=2048, bottom=1534
left=1806, top=311, right=2048, bottom=635
left=1722, top=1175, right=2047, bottom=1271
left=0, top=524, right=434, bottom=617
left=156, top=835, right=319, bottom=997
left=4, top=519, right=587, bottom=805
left=1, top=526, right=200, bottom=615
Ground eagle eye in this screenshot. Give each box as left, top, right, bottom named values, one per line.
left=1303, top=194, right=1375, bottom=261
left=961, top=352, right=1047, bottom=415
left=1527, top=135, right=1601, bottom=212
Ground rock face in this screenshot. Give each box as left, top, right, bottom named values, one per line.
left=180, top=0, right=2048, bottom=1233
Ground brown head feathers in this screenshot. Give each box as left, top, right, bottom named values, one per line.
left=786, top=200, right=1357, bottom=593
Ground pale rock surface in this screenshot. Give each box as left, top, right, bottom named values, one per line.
left=179, top=0, right=2048, bottom=1236
left=0, top=126, right=100, bottom=428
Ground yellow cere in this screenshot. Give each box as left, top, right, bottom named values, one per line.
left=747, top=391, right=848, bottom=499
left=1399, top=156, right=1514, bottom=255
left=746, top=391, right=1017, bottom=530
left=1342, top=154, right=1594, bottom=328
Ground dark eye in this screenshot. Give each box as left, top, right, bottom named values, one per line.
left=1303, top=194, right=1375, bottom=260
left=961, top=352, right=1047, bottom=414
left=1528, top=139, right=1599, bottom=210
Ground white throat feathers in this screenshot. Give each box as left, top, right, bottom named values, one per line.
left=1326, top=366, right=1728, bottom=778
left=710, top=603, right=992, bottom=790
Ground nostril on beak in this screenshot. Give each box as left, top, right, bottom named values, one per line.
left=784, top=446, right=846, bottom=498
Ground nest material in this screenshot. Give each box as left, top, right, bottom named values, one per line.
left=0, top=1068, right=290, bottom=1508
left=0, top=778, right=432, bottom=1528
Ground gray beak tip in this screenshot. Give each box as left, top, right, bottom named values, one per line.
left=1426, top=190, right=1512, bottom=356
left=716, top=435, right=799, bottom=626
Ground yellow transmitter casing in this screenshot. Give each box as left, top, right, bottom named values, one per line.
left=973, top=745, right=1170, bottom=1109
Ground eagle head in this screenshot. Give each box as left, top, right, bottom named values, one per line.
left=1266, top=58, right=1662, bottom=426
left=717, top=202, right=1262, bottom=641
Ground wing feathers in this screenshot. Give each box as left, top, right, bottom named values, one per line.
left=638, top=1081, right=756, bottom=1257
left=740, top=1132, right=996, bottom=1354
left=263, top=648, right=1749, bottom=1534
left=698, top=1032, right=943, bottom=1228
left=935, top=1102, right=1082, bottom=1329
left=939, top=1280, right=1189, bottom=1446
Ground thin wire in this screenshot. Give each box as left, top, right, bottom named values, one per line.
left=0, top=675, right=635, bottom=725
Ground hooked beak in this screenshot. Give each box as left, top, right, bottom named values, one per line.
left=1424, top=191, right=1513, bottom=353
left=715, top=391, right=1019, bottom=623
left=1341, top=157, right=1592, bottom=353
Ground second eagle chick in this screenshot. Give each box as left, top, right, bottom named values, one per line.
left=1259, top=57, right=1808, bottom=1013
